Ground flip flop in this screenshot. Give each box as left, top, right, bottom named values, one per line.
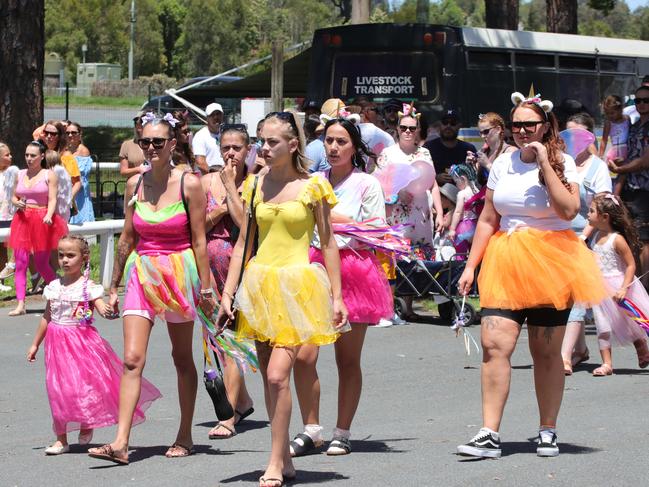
left=165, top=442, right=194, bottom=458
left=208, top=422, right=237, bottom=439
left=259, top=476, right=284, bottom=487
left=563, top=360, right=573, bottom=376
left=88, top=444, right=129, bottom=465
left=235, top=406, right=254, bottom=426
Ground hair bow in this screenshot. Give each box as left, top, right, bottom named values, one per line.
left=141, top=112, right=156, bottom=125
left=604, top=193, right=620, bottom=205
left=163, top=113, right=180, bottom=127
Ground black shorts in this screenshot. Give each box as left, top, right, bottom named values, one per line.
left=481, top=307, right=571, bottom=327
left=621, top=188, right=649, bottom=241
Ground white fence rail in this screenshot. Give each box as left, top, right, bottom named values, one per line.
left=0, top=219, right=125, bottom=289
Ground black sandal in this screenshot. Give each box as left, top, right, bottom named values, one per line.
left=289, top=433, right=322, bottom=457
left=326, top=436, right=352, bottom=456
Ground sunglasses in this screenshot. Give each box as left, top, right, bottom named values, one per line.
left=510, top=121, right=545, bottom=133
left=137, top=137, right=171, bottom=150
left=479, top=127, right=493, bottom=136
left=220, top=123, right=248, bottom=134
left=66, top=131, right=80, bottom=136
left=399, top=125, right=416, bottom=133
left=265, top=111, right=299, bottom=135
left=44, top=131, right=59, bottom=137
left=636, top=97, right=649, bottom=104
left=441, top=119, right=458, bottom=126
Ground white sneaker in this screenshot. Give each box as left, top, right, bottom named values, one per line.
left=45, top=443, right=70, bottom=455
left=391, top=313, right=408, bottom=326
left=0, top=283, right=12, bottom=292
left=375, top=318, right=394, bottom=328
left=0, top=263, right=15, bottom=280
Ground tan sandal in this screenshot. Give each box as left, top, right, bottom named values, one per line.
left=208, top=422, right=236, bottom=439
left=88, top=444, right=129, bottom=465
left=165, top=442, right=194, bottom=458
left=593, top=364, right=613, bottom=376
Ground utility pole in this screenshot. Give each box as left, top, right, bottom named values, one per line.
left=128, top=0, right=135, bottom=84
left=351, top=0, right=370, bottom=24
left=271, top=40, right=284, bottom=112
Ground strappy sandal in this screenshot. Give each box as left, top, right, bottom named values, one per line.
left=573, top=349, right=590, bottom=366
left=259, top=476, right=284, bottom=487
left=88, top=444, right=129, bottom=465
left=165, top=442, right=194, bottom=458
left=289, top=433, right=322, bottom=457
left=209, top=422, right=237, bottom=439
left=326, top=436, right=352, bottom=456
left=593, top=364, right=613, bottom=376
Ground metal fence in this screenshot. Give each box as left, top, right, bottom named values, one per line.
left=89, top=162, right=126, bottom=219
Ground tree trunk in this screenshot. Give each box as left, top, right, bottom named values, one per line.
left=351, top=0, right=370, bottom=24
left=271, top=40, right=284, bottom=112
left=0, top=0, right=44, bottom=166
left=485, top=0, right=519, bottom=30
left=546, top=0, right=578, bottom=33
left=416, top=0, right=429, bottom=23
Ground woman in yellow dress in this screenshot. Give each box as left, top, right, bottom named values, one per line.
left=217, top=112, right=347, bottom=487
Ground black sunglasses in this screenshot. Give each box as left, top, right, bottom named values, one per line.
left=510, top=121, right=545, bottom=133
left=636, top=97, right=649, bottom=104
left=137, top=137, right=171, bottom=150
left=265, top=111, right=299, bottom=134
left=479, top=127, right=493, bottom=136
left=44, top=130, right=59, bottom=137
left=220, top=123, right=248, bottom=134
left=399, top=125, right=416, bottom=133
left=441, top=119, right=458, bottom=126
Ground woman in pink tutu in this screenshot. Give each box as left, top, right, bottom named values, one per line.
left=27, top=235, right=161, bottom=455
left=587, top=193, right=649, bottom=376
left=8, top=140, right=68, bottom=316
left=291, top=116, right=393, bottom=457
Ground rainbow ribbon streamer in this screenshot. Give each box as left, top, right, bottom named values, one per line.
left=617, top=298, right=649, bottom=335
left=332, top=218, right=412, bottom=256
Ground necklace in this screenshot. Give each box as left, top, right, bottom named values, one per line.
left=327, top=166, right=354, bottom=188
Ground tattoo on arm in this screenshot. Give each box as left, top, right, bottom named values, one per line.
left=110, top=239, right=133, bottom=288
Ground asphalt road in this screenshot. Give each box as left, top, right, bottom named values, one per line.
left=1, top=303, right=647, bottom=487
left=45, top=107, right=140, bottom=128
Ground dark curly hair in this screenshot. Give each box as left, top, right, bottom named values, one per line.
left=592, top=193, right=642, bottom=258
left=323, top=118, right=375, bottom=172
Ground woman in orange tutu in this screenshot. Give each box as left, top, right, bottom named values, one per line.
left=455, top=92, right=607, bottom=459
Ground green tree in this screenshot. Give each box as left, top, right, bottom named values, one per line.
left=430, top=0, right=466, bottom=26
left=158, top=0, right=186, bottom=77
left=133, top=0, right=164, bottom=76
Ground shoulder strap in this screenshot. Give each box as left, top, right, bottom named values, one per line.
left=180, top=171, right=192, bottom=243
left=237, top=176, right=259, bottom=288
left=133, top=174, right=144, bottom=203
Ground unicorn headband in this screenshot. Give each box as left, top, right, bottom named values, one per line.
left=398, top=101, right=421, bottom=120
left=141, top=112, right=180, bottom=128
left=319, top=106, right=361, bottom=126
left=511, top=85, right=553, bottom=118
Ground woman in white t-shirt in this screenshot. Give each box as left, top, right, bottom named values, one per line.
left=560, top=112, right=613, bottom=375
left=455, top=93, right=607, bottom=459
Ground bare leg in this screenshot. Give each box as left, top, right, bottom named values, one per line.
left=166, top=320, right=197, bottom=451
left=640, top=242, right=649, bottom=290
left=89, top=315, right=153, bottom=460
left=209, top=355, right=249, bottom=437
left=257, top=342, right=297, bottom=484
left=480, top=316, right=521, bottom=432
left=293, top=344, right=320, bottom=426
left=334, top=324, right=368, bottom=430
left=561, top=320, right=588, bottom=373
left=528, top=325, right=566, bottom=428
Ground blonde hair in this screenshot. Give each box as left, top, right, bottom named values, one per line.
left=264, top=111, right=310, bottom=174
left=0, top=142, right=9, bottom=154
left=478, top=112, right=506, bottom=138
left=45, top=149, right=61, bottom=169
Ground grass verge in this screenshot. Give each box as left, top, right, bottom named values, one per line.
left=45, top=95, right=145, bottom=108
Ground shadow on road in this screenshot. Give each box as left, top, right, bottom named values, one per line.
left=351, top=436, right=415, bottom=454
left=196, top=419, right=270, bottom=434
left=220, top=469, right=350, bottom=484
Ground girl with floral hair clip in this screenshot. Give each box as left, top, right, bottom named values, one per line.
left=27, top=235, right=161, bottom=456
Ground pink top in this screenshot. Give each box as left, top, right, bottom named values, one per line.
left=16, top=169, right=50, bottom=206
left=132, top=200, right=191, bottom=256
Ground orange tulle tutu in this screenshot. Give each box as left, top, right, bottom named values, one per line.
left=477, top=228, right=608, bottom=310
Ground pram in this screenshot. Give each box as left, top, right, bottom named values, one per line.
left=393, top=254, right=478, bottom=325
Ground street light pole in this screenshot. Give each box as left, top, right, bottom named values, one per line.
left=128, top=0, right=135, bottom=84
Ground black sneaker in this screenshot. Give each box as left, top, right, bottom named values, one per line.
left=457, top=428, right=501, bottom=458
left=537, top=430, right=559, bottom=457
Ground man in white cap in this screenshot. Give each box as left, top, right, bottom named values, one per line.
left=192, top=102, right=225, bottom=173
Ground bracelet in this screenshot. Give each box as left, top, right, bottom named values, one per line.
left=222, top=290, right=234, bottom=300
left=200, top=288, right=214, bottom=297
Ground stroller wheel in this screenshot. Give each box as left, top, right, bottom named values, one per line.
left=394, top=297, right=408, bottom=319
left=453, top=302, right=477, bottom=326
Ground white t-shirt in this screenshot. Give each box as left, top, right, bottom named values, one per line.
left=191, top=126, right=224, bottom=168
left=311, top=169, right=386, bottom=249
left=488, top=150, right=579, bottom=232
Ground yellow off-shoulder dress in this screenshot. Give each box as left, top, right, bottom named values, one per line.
left=234, top=174, right=340, bottom=347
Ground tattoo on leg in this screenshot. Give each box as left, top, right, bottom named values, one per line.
left=529, top=325, right=539, bottom=340
left=543, top=327, right=554, bottom=344
left=482, top=316, right=499, bottom=330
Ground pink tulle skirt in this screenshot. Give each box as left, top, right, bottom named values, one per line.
left=8, top=207, right=67, bottom=252
left=592, top=274, right=649, bottom=346
left=309, top=248, right=393, bottom=325
left=44, top=321, right=161, bottom=435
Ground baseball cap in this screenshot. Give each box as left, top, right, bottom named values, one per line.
left=383, top=98, right=402, bottom=112
left=441, top=109, right=460, bottom=122
left=439, top=183, right=459, bottom=204
left=302, top=99, right=320, bottom=111
left=316, top=98, right=345, bottom=131
left=205, top=103, right=224, bottom=116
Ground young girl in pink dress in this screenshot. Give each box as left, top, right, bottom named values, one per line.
left=587, top=193, right=649, bottom=376
left=27, top=235, right=161, bottom=455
